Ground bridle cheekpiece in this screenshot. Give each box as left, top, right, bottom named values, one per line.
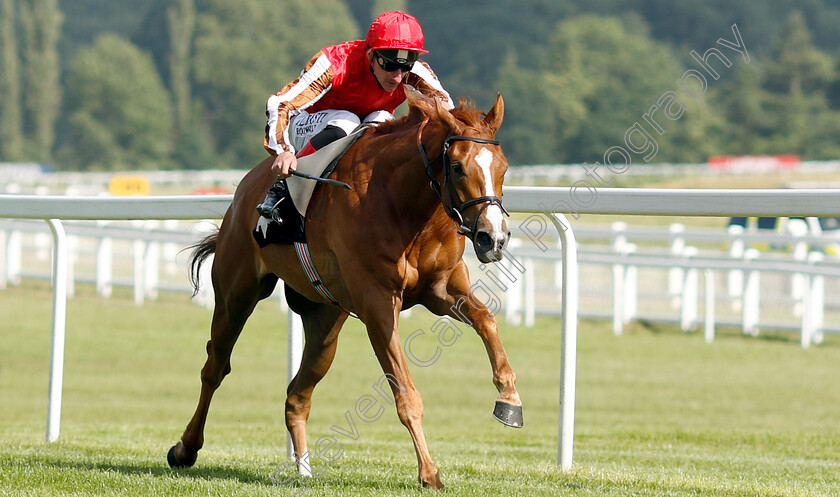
left=417, top=121, right=509, bottom=237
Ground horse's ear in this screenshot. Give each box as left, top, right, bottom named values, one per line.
left=405, top=86, right=434, bottom=116
left=433, top=97, right=460, bottom=133
left=483, top=93, right=504, bottom=133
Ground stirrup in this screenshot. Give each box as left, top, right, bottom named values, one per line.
left=258, top=199, right=284, bottom=225
left=257, top=182, right=285, bottom=225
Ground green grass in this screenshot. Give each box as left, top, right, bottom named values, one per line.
left=1, top=282, right=838, bottom=496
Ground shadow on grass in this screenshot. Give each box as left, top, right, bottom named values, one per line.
left=38, top=458, right=273, bottom=487
left=33, top=455, right=422, bottom=493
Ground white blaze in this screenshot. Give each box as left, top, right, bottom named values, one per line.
left=475, top=147, right=505, bottom=234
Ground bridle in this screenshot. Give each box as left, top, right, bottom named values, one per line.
left=417, top=121, right=509, bottom=238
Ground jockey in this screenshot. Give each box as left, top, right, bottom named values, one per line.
left=258, top=10, right=453, bottom=220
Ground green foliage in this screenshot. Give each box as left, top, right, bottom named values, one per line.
left=18, top=0, right=62, bottom=162
left=168, top=0, right=195, bottom=132
left=714, top=13, right=840, bottom=160
left=410, top=0, right=578, bottom=109
left=14, top=0, right=840, bottom=169
left=370, top=0, right=407, bottom=24
left=170, top=107, right=219, bottom=170
left=62, top=34, right=174, bottom=170
left=764, top=11, right=834, bottom=95
left=59, top=0, right=159, bottom=70
left=191, top=0, right=359, bottom=167
left=499, top=15, right=713, bottom=164
left=494, top=52, right=557, bottom=165
left=406, top=0, right=840, bottom=165
left=0, top=0, right=24, bottom=161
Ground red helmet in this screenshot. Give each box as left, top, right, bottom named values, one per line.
left=366, top=11, right=428, bottom=54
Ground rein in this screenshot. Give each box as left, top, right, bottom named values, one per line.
left=417, top=119, right=509, bottom=238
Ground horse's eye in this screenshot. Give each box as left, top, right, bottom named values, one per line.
left=451, top=162, right=465, bottom=177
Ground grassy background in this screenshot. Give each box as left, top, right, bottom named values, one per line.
left=1, top=281, right=838, bottom=496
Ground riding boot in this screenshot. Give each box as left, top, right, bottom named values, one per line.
left=257, top=124, right=350, bottom=223
left=256, top=177, right=287, bottom=224
left=256, top=141, right=318, bottom=223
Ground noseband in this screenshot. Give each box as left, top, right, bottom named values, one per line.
left=417, top=123, right=509, bottom=237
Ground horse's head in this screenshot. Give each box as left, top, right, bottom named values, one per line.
left=412, top=92, right=511, bottom=263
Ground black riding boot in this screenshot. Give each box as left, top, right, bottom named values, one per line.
left=256, top=178, right=286, bottom=224
left=257, top=125, right=349, bottom=223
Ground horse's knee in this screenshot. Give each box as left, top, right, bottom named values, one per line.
left=394, top=389, right=424, bottom=426
left=199, top=341, right=232, bottom=387
left=199, top=364, right=228, bottom=388
left=285, top=396, right=312, bottom=429
left=285, top=394, right=312, bottom=415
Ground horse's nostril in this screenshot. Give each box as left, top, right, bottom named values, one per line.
left=498, top=232, right=509, bottom=250
left=475, top=231, right=493, bottom=249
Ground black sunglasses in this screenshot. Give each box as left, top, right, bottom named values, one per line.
left=375, top=53, right=415, bottom=73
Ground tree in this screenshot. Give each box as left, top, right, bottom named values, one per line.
left=166, top=0, right=218, bottom=170
left=168, top=0, right=194, bottom=132
left=409, top=0, right=578, bottom=110
left=0, top=0, right=24, bottom=161
left=62, top=34, right=173, bottom=170
left=764, top=11, right=833, bottom=95
left=714, top=11, right=840, bottom=159
left=370, top=0, right=407, bottom=23
left=536, top=15, right=698, bottom=163
left=495, top=51, right=571, bottom=165
left=19, top=0, right=62, bottom=162
left=192, top=0, right=359, bottom=166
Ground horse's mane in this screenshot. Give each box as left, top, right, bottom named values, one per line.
left=449, top=98, right=486, bottom=129
left=370, top=97, right=486, bottom=137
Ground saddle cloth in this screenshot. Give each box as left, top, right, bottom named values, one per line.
left=253, top=125, right=368, bottom=247
left=286, top=126, right=368, bottom=217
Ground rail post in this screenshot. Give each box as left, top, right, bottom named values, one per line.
left=45, top=219, right=68, bottom=443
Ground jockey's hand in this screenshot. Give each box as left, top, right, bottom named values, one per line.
left=271, top=152, right=297, bottom=178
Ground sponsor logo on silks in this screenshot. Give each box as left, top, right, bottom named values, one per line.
left=299, top=113, right=327, bottom=126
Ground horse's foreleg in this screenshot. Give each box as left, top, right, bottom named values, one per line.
left=422, top=262, right=523, bottom=427
left=360, top=295, right=443, bottom=490
left=284, top=294, right=348, bottom=476
left=168, top=271, right=275, bottom=468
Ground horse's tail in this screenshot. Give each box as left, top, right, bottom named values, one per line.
left=188, top=230, right=218, bottom=296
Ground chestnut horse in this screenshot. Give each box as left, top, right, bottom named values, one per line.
left=167, top=90, right=522, bottom=490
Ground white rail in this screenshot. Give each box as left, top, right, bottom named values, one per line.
left=0, top=195, right=229, bottom=444
left=504, top=187, right=840, bottom=216
left=0, top=194, right=231, bottom=220
left=5, top=187, right=840, bottom=471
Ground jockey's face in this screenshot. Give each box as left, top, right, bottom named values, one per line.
left=367, top=49, right=407, bottom=93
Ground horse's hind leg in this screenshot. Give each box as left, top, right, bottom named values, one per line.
left=283, top=285, right=348, bottom=475
left=168, top=266, right=277, bottom=468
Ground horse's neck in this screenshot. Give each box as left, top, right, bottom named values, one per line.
left=380, top=125, right=449, bottom=223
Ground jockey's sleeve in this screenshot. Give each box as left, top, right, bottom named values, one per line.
left=405, top=60, right=455, bottom=110
left=265, top=51, right=333, bottom=155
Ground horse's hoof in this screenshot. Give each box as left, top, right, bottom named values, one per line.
left=420, top=470, right=444, bottom=490
left=493, top=401, right=524, bottom=428
left=167, top=442, right=197, bottom=468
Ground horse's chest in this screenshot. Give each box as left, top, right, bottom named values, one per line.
left=405, top=246, right=461, bottom=284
